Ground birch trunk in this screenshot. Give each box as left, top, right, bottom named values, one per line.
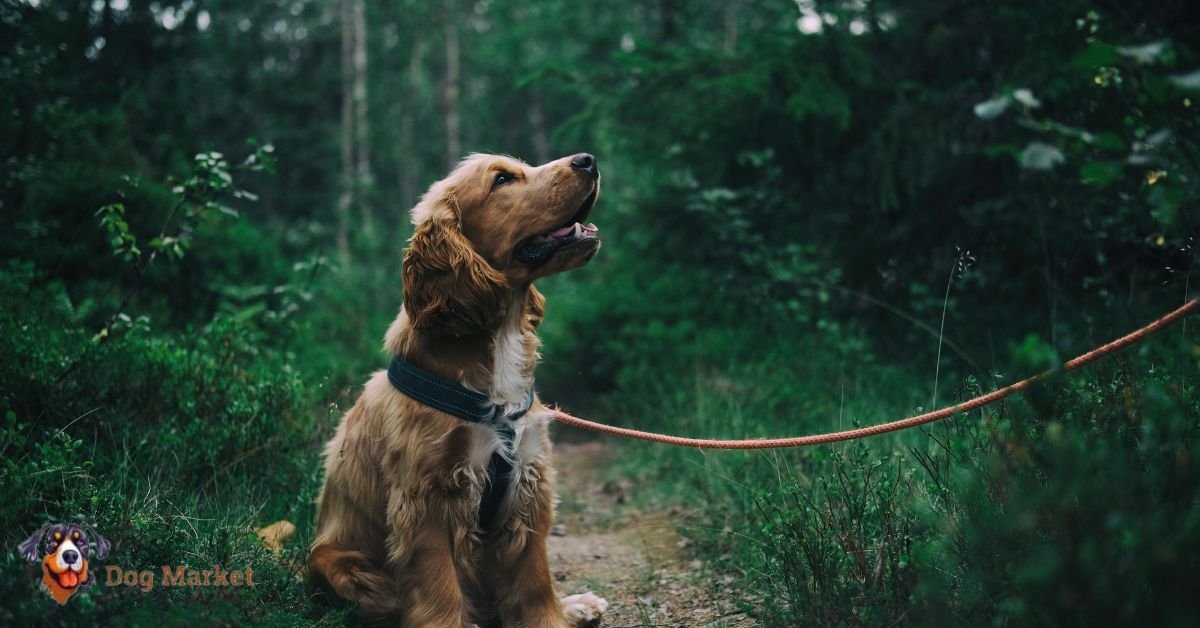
left=442, top=0, right=461, bottom=170
left=335, top=0, right=354, bottom=263
left=400, top=36, right=423, bottom=209
left=352, top=0, right=372, bottom=235
left=528, top=99, right=550, bottom=165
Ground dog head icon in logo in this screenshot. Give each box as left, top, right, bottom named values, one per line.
left=18, top=522, right=111, bottom=605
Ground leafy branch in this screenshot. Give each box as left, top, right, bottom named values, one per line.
left=64, top=143, right=276, bottom=375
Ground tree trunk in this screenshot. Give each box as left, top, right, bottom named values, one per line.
left=442, top=0, right=461, bottom=170
left=723, top=2, right=738, bottom=53
left=336, top=0, right=354, bottom=263
left=399, top=36, right=424, bottom=209
left=527, top=99, right=550, bottom=165
left=659, top=0, right=678, bottom=41
left=352, top=0, right=373, bottom=236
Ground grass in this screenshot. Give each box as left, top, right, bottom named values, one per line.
left=585, top=306, right=1200, bottom=626
left=0, top=260, right=359, bottom=626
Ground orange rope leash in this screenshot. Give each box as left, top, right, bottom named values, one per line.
left=550, top=299, right=1199, bottom=449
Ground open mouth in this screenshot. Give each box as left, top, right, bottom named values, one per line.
left=53, top=568, right=80, bottom=589
left=514, top=186, right=600, bottom=265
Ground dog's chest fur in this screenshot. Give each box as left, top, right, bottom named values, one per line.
left=489, top=301, right=539, bottom=413
left=465, top=300, right=546, bottom=475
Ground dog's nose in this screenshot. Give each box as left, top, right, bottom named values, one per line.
left=62, top=550, right=79, bottom=564
left=571, top=153, right=597, bottom=177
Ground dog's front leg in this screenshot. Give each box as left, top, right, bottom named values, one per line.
left=387, top=487, right=476, bottom=627
left=493, top=460, right=562, bottom=628
left=498, top=541, right=561, bottom=627
left=494, top=461, right=606, bottom=628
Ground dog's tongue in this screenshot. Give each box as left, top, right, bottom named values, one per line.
left=59, top=571, right=78, bottom=588
left=549, top=222, right=599, bottom=238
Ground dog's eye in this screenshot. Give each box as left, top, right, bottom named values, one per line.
left=72, top=531, right=80, bottom=540
left=493, top=172, right=514, bottom=189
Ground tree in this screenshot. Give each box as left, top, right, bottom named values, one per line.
left=442, top=0, right=462, bottom=170
left=336, top=0, right=372, bottom=263
left=337, top=0, right=355, bottom=261
left=353, top=0, right=372, bottom=235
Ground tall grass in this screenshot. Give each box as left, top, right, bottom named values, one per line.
left=581, top=303, right=1200, bottom=626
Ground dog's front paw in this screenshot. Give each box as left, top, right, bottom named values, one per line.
left=561, top=592, right=608, bottom=628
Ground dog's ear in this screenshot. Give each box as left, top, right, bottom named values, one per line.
left=403, top=200, right=507, bottom=337
left=17, top=524, right=51, bottom=563
left=82, top=525, right=111, bottom=559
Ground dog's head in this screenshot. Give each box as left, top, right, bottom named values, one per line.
left=403, top=153, right=601, bottom=336
left=19, top=522, right=110, bottom=603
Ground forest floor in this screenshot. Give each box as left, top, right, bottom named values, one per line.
left=548, top=441, right=757, bottom=628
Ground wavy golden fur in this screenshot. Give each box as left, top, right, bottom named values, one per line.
left=309, top=153, right=607, bottom=626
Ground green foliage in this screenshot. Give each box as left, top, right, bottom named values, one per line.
left=96, top=203, right=141, bottom=261
left=756, top=445, right=916, bottom=625
left=908, top=355, right=1200, bottom=626
left=600, top=333, right=1198, bottom=626
left=0, top=123, right=355, bottom=623
left=103, top=146, right=275, bottom=266
left=0, top=260, right=328, bottom=625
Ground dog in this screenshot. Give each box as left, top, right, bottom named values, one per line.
left=19, top=522, right=111, bottom=605
left=309, top=152, right=608, bottom=627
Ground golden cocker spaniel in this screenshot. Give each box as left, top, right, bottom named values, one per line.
left=309, top=153, right=607, bottom=627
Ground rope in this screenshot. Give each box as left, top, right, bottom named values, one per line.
left=550, top=299, right=1198, bottom=449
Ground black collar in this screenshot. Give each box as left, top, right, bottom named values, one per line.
left=386, top=355, right=535, bottom=426
left=386, top=354, right=534, bottom=528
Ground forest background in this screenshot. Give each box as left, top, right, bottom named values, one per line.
left=1, top=0, right=1198, bottom=624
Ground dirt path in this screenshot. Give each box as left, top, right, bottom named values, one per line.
left=548, top=442, right=757, bottom=628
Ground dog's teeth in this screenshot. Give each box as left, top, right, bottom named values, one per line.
left=573, top=223, right=582, bottom=237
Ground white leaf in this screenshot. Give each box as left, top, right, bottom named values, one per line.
left=1013, top=88, right=1041, bottom=108
left=1117, top=41, right=1166, bottom=64
left=973, top=96, right=1010, bottom=119
left=1019, top=142, right=1065, bottom=171
left=1168, top=69, right=1200, bottom=90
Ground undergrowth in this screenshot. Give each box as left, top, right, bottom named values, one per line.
left=592, top=316, right=1199, bottom=626
left=0, top=259, right=352, bottom=625
left=0, top=150, right=387, bottom=625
